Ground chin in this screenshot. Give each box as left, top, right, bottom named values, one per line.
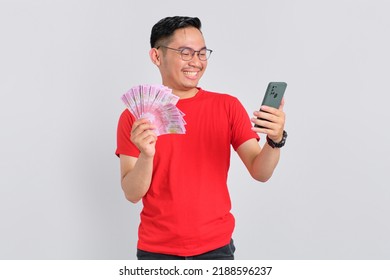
left=184, top=79, right=200, bottom=88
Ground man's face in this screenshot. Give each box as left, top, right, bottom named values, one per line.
left=157, top=27, right=208, bottom=94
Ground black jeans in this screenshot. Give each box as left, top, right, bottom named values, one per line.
left=137, top=239, right=235, bottom=260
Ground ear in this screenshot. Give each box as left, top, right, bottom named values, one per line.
left=149, top=48, right=161, bottom=66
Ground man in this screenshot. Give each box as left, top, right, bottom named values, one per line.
left=116, top=16, right=287, bottom=260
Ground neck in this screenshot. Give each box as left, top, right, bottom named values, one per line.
left=172, top=87, right=199, bottom=99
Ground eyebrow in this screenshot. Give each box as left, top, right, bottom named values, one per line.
left=175, top=45, right=207, bottom=50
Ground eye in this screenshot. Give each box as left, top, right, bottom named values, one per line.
left=198, top=49, right=209, bottom=60
left=198, top=51, right=207, bottom=58
left=180, top=48, right=192, bottom=56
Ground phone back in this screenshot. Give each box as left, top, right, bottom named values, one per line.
left=261, top=82, right=287, bottom=108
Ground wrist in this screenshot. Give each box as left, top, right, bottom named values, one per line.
left=266, top=130, right=287, bottom=148
left=139, top=151, right=155, bottom=161
left=270, top=134, right=283, bottom=143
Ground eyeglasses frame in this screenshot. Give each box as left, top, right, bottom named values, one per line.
left=156, top=45, right=213, bottom=61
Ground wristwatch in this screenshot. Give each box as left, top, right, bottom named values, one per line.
left=266, top=130, right=288, bottom=148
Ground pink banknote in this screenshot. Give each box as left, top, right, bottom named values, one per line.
left=121, top=84, right=186, bottom=135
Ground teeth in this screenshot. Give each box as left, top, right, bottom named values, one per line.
left=184, top=71, right=197, bottom=76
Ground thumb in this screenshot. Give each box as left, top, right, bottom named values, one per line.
left=279, top=98, right=285, bottom=111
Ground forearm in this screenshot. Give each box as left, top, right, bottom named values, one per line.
left=250, top=143, right=281, bottom=182
left=121, top=153, right=154, bottom=203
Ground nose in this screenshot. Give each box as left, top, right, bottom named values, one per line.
left=188, top=52, right=204, bottom=67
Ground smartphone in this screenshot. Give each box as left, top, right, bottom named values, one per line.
left=254, top=82, right=287, bottom=128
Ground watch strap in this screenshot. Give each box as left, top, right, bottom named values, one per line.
left=266, top=130, right=287, bottom=148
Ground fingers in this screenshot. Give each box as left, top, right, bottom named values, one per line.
left=252, top=106, right=285, bottom=125
left=254, top=110, right=283, bottom=124
left=251, top=106, right=285, bottom=141
left=130, top=118, right=158, bottom=153
left=131, top=118, right=155, bottom=136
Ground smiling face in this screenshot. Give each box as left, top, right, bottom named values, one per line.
left=150, top=27, right=208, bottom=98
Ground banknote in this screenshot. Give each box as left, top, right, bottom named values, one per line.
left=121, top=84, right=186, bottom=136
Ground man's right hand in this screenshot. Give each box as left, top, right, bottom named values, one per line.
left=130, top=118, right=158, bottom=158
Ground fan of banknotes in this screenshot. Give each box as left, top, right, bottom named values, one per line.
left=121, top=84, right=186, bottom=136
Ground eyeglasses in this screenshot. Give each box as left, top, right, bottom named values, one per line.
left=156, top=46, right=213, bottom=61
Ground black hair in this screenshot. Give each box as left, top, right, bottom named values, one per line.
left=150, top=16, right=202, bottom=48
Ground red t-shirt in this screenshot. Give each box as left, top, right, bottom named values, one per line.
left=116, top=88, right=259, bottom=256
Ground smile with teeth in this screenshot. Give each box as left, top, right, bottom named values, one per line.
left=183, top=71, right=198, bottom=77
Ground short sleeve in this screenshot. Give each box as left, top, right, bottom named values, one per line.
left=229, top=97, right=260, bottom=150
left=115, top=109, right=140, bottom=157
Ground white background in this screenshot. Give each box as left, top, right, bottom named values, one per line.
left=1, top=0, right=389, bottom=259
